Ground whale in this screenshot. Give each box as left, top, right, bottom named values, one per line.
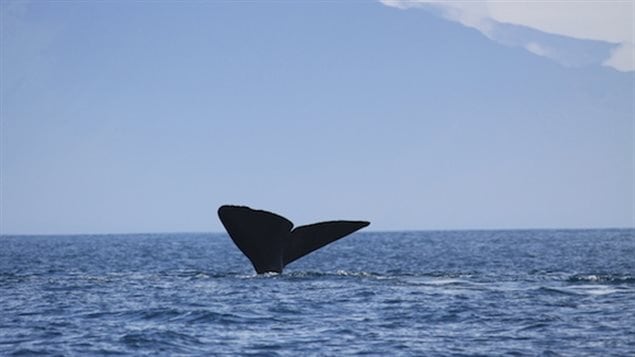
left=218, top=205, right=370, bottom=274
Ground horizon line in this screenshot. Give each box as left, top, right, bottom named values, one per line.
left=1, top=226, right=634, bottom=237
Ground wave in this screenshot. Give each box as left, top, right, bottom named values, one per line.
left=85, top=308, right=245, bottom=325
left=537, top=286, right=585, bottom=296
left=120, top=329, right=203, bottom=353
left=538, top=285, right=621, bottom=296
left=237, top=270, right=384, bottom=280
left=567, top=274, right=635, bottom=285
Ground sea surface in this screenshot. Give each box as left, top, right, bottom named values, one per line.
left=1, top=229, right=634, bottom=356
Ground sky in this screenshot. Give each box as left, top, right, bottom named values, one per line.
left=1, top=0, right=633, bottom=235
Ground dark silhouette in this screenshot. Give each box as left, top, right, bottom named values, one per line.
left=218, top=205, right=370, bottom=274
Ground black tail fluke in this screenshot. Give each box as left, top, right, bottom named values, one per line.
left=218, top=205, right=293, bottom=273
left=284, top=221, right=370, bottom=265
left=217, top=205, right=369, bottom=274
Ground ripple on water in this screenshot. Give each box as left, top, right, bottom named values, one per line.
left=567, top=274, right=635, bottom=285
left=120, top=330, right=203, bottom=353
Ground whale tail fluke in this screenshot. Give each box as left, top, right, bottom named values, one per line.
left=218, top=205, right=292, bottom=273
left=217, top=205, right=369, bottom=274
left=285, top=221, right=370, bottom=265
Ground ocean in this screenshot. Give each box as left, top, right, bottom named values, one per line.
left=1, top=229, right=634, bottom=355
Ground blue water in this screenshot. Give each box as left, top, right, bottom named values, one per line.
left=1, top=229, right=634, bottom=355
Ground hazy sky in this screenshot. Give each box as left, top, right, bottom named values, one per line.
left=1, top=1, right=633, bottom=234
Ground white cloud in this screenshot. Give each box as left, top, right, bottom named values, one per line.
left=380, top=0, right=634, bottom=72
left=525, top=42, right=550, bottom=57
left=604, top=42, right=635, bottom=72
